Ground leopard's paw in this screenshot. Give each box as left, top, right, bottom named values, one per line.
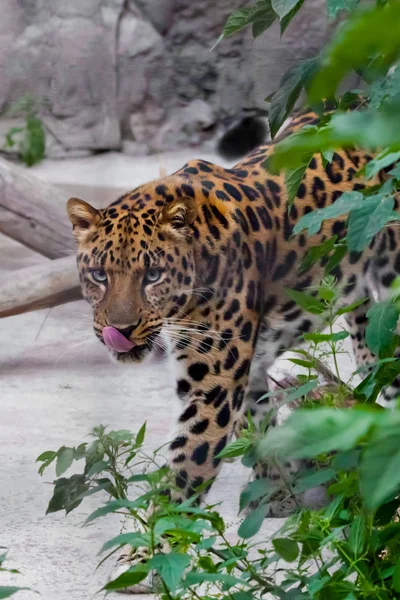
left=267, top=492, right=299, bottom=518
left=108, top=545, right=163, bottom=594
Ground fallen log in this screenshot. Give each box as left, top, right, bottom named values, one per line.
left=0, top=255, right=81, bottom=318
left=0, top=157, right=75, bottom=258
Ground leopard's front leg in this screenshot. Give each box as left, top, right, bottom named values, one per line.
left=168, top=338, right=255, bottom=500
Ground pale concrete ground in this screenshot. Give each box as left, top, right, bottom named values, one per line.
left=0, top=151, right=357, bottom=600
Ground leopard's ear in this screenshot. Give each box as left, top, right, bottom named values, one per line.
left=67, top=197, right=100, bottom=242
left=158, top=197, right=197, bottom=238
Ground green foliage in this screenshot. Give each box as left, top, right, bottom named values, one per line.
left=308, top=3, right=400, bottom=103
left=2, top=93, right=46, bottom=166
left=293, top=191, right=364, bottom=236
left=326, top=0, right=359, bottom=19
left=285, top=156, right=311, bottom=208
left=238, top=504, right=268, bottom=538
left=103, top=566, right=149, bottom=591
left=272, top=537, right=299, bottom=562
left=284, top=289, right=325, bottom=315
left=364, top=149, right=400, bottom=179
left=365, top=301, right=399, bottom=357
left=0, top=589, right=31, bottom=599
left=298, top=234, right=337, bottom=274
left=215, top=0, right=277, bottom=45
left=347, top=193, right=395, bottom=253
left=267, top=58, right=319, bottom=138
left=0, top=551, right=33, bottom=598
left=267, top=108, right=400, bottom=172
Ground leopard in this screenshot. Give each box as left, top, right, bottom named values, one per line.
left=67, top=110, right=400, bottom=591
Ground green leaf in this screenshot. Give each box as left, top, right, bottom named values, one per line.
left=46, top=474, right=89, bottom=515
left=293, top=191, right=363, bottom=236
left=259, top=408, right=381, bottom=459
left=309, top=3, right=400, bottom=103
left=286, top=379, right=319, bottom=402
left=336, top=298, right=368, bottom=315
left=127, top=468, right=169, bottom=486
left=288, top=358, right=315, bottom=368
left=326, top=0, right=359, bottom=19
left=295, top=468, right=335, bottom=492
left=153, top=517, right=182, bottom=537
left=251, top=0, right=277, bottom=38
left=272, top=538, right=299, bottom=562
left=0, top=588, right=31, bottom=599
left=376, top=522, right=400, bottom=549
left=183, top=572, right=244, bottom=588
left=280, top=0, right=304, bottom=35
left=103, top=566, right=149, bottom=591
left=267, top=57, right=319, bottom=137
left=37, top=450, right=57, bottom=475
left=108, top=429, right=134, bottom=442
left=375, top=498, right=400, bottom=526
left=393, top=557, right=400, bottom=592
left=231, top=593, right=254, bottom=600
left=238, top=504, right=268, bottom=538
left=303, top=330, right=349, bottom=343
left=215, top=437, right=253, bottom=460
left=361, top=431, right=400, bottom=509
left=364, top=149, right=400, bottom=179
left=318, top=285, right=336, bottom=302
left=36, top=451, right=56, bottom=462
left=272, top=0, right=300, bottom=19
left=135, top=422, right=146, bottom=446
left=308, top=575, right=331, bottom=597
left=285, top=289, right=325, bottom=315
left=299, top=236, right=337, bottom=274
left=370, top=66, right=400, bottom=110
left=332, top=449, right=360, bottom=472
left=100, top=532, right=151, bottom=554
left=195, top=536, right=217, bottom=551
left=216, top=0, right=277, bottom=45
left=348, top=514, right=366, bottom=556
left=22, top=114, right=45, bottom=166
left=86, top=460, right=109, bottom=478
left=85, top=494, right=154, bottom=523
left=220, top=8, right=253, bottom=38
left=285, top=157, right=311, bottom=208
left=268, top=109, right=400, bottom=173
left=366, top=301, right=398, bottom=357
left=149, top=553, right=190, bottom=592
left=4, top=127, right=24, bottom=149
left=390, top=163, right=400, bottom=180
left=325, top=242, right=347, bottom=275
left=322, top=149, right=334, bottom=163
left=239, top=478, right=274, bottom=512
left=55, top=447, right=75, bottom=477
left=127, top=473, right=154, bottom=483
left=347, top=196, right=395, bottom=253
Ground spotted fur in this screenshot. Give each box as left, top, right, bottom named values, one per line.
left=67, top=110, right=400, bottom=512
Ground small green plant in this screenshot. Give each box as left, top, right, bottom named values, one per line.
left=2, top=93, right=46, bottom=167
left=0, top=550, right=33, bottom=598
left=37, top=392, right=400, bottom=598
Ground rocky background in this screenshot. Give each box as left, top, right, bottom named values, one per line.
left=0, top=0, right=336, bottom=158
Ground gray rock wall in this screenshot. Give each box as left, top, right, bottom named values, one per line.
left=0, top=0, right=335, bottom=157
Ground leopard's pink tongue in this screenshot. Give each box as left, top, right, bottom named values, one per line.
left=102, top=326, right=135, bottom=353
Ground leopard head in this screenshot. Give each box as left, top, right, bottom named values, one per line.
left=67, top=185, right=198, bottom=362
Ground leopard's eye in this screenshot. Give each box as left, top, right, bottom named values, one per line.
left=90, top=269, right=107, bottom=284
left=144, top=268, right=162, bottom=284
